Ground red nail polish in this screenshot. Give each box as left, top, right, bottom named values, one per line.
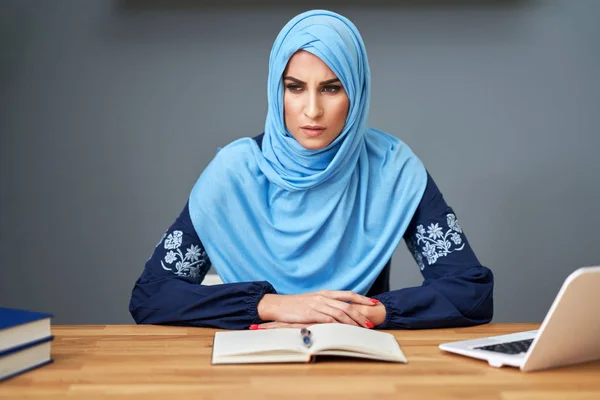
left=370, top=299, right=379, bottom=304
left=249, top=324, right=259, bottom=330
left=366, top=320, right=374, bottom=329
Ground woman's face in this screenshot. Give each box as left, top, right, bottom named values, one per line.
left=283, top=50, right=350, bottom=150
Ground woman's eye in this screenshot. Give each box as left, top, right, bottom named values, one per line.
left=284, top=84, right=341, bottom=93
left=285, top=84, right=303, bottom=92
left=322, top=85, right=341, bottom=93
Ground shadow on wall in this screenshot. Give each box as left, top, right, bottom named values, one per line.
left=118, top=0, right=532, bottom=11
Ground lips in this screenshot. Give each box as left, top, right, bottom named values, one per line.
left=300, top=126, right=326, bottom=137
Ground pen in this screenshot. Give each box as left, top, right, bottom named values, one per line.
left=301, top=328, right=312, bottom=347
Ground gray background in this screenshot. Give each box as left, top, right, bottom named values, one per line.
left=1, top=0, right=599, bottom=325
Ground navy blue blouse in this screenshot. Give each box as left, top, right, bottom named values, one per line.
left=129, top=135, right=494, bottom=330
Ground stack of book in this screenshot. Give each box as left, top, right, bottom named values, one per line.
left=0, top=307, right=53, bottom=382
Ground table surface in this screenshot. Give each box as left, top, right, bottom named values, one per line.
left=1, top=324, right=599, bottom=399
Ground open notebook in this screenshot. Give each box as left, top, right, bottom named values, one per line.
left=212, top=323, right=407, bottom=364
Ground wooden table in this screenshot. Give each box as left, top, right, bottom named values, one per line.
left=1, top=324, right=599, bottom=399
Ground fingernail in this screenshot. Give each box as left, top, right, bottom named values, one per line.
left=370, top=299, right=379, bottom=304
left=249, top=324, right=259, bottom=330
left=366, top=320, right=374, bottom=329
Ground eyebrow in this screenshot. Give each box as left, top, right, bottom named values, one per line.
left=283, top=76, right=340, bottom=85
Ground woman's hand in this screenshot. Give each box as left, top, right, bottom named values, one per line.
left=352, top=302, right=387, bottom=326
left=257, top=290, right=378, bottom=328
left=253, top=322, right=307, bottom=330
left=256, top=302, right=388, bottom=329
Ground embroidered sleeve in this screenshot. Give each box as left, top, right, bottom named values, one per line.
left=158, top=230, right=211, bottom=281
left=372, top=171, right=493, bottom=329
left=130, top=201, right=279, bottom=330
left=144, top=203, right=211, bottom=283
left=406, top=213, right=466, bottom=270
left=403, top=171, right=482, bottom=272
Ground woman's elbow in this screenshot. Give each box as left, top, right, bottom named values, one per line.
left=129, top=307, right=147, bottom=325
left=129, top=300, right=165, bottom=325
left=128, top=295, right=148, bottom=325
left=466, top=267, right=495, bottom=323
left=128, top=280, right=156, bottom=325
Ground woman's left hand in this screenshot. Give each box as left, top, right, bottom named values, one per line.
left=257, top=302, right=386, bottom=329
left=256, top=322, right=308, bottom=329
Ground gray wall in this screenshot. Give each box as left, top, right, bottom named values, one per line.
left=1, top=0, right=599, bottom=324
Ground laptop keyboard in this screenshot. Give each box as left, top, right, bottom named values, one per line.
left=474, top=338, right=533, bottom=355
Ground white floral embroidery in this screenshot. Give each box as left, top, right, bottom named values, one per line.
left=160, top=230, right=208, bottom=279
left=450, top=232, right=462, bottom=245
left=427, top=223, right=444, bottom=240
left=147, top=231, right=168, bottom=262
left=185, top=244, right=202, bottom=262
left=408, top=213, right=466, bottom=270
left=423, top=242, right=438, bottom=264
left=446, top=214, right=463, bottom=233
left=164, top=231, right=183, bottom=250
left=164, top=251, right=177, bottom=264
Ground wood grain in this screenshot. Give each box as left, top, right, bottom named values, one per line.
left=0, top=324, right=598, bottom=399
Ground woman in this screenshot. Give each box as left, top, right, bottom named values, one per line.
left=129, top=10, right=494, bottom=330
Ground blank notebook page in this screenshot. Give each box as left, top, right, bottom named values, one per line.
left=310, top=324, right=402, bottom=354
left=213, top=328, right=305, bottom=357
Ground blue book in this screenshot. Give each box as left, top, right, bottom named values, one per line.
left=0, top=307, right=54, bottom=381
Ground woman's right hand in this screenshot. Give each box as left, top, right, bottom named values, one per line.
left=257, top=291, right=378, bottom=328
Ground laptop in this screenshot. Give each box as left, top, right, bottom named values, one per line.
left=439, top=265, right=600, bottom=372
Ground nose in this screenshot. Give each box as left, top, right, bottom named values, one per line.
left=303, top=92, right=323, bottom=119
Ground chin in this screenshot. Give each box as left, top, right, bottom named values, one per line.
left=293, top=134, right=335, bottom=151
left=299, top=140, right=329, bottom=150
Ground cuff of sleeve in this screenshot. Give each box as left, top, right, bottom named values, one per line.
left=244, top=281, right=277, bottom=325
left=373, top=293, right=396, bottom=329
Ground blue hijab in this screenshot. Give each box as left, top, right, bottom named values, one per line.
left=189, top=10, right=427, bottom=295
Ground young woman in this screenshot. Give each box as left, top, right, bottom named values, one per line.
left=129, top=10, right=494, bottom=330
